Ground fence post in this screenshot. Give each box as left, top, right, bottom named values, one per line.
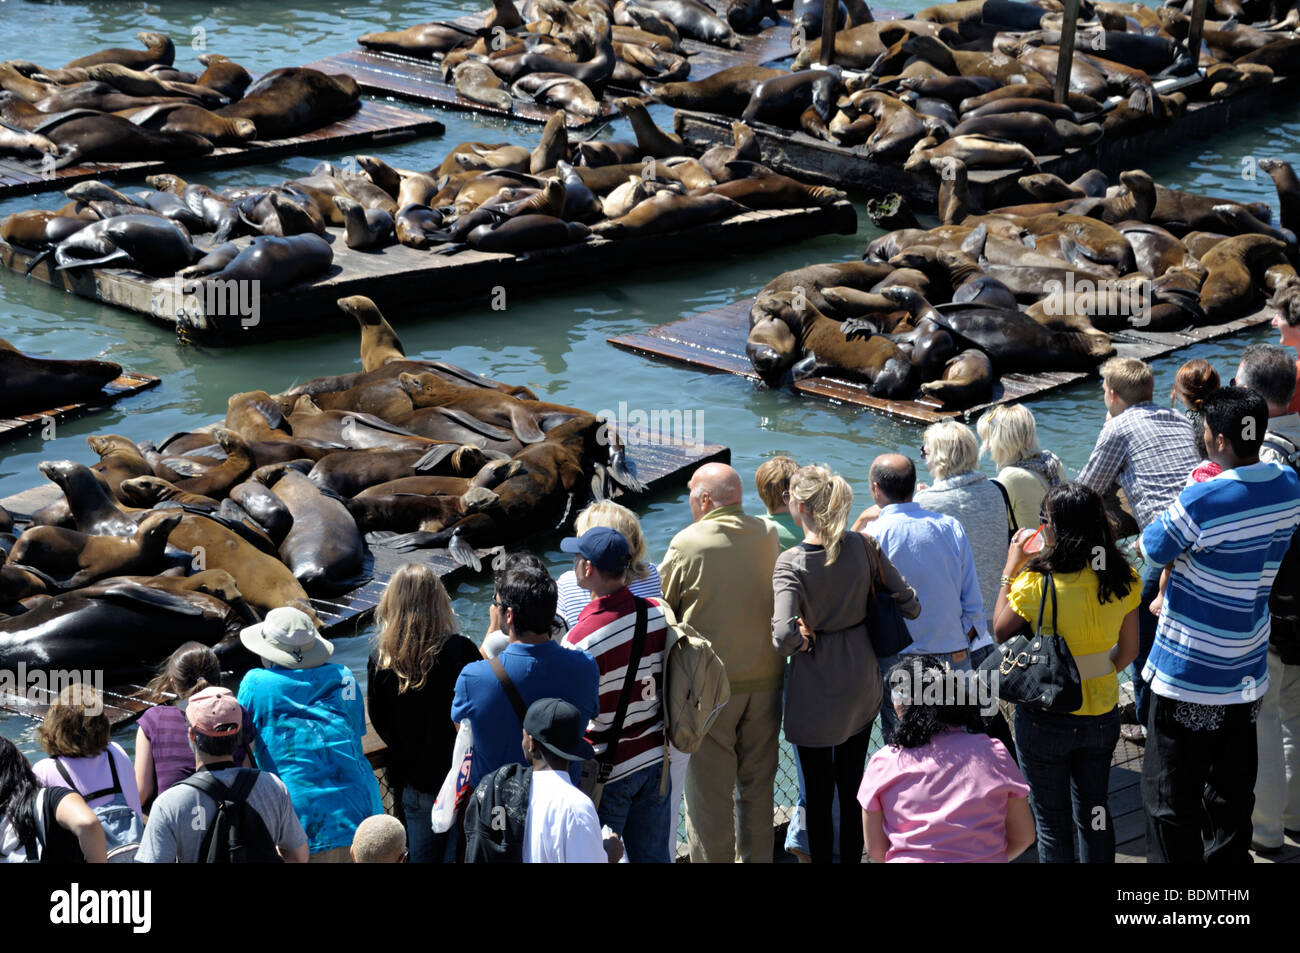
left=1054, top=0, right=1081, bottom=105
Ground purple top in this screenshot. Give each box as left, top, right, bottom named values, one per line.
left=137, top=703, right=255, bottom=803
left=32, top=742, right=145, bottom=822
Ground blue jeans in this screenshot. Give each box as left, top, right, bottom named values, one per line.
left=1131, top=562, right=1161, bottom=726
left=598, top=761, right=671, bottom=863
left=1015, top=706, right=1120, bottom=863
left=877, top=649, right=975, bottom=745
left=401, top=787, right=455, bottom=864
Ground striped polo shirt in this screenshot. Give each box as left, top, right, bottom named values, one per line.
left=563, top=587, right=667, bottom=783
left=1142, top=461, right=1300, bottom=704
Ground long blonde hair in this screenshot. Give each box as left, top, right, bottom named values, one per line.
left=374, top=563, right=459, bottom=693
left=575, top=500, right=651, bottom=585
left=788, top=464, right=853, bottom=564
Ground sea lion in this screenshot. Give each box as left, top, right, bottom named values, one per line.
left=1259, top=158, right=1300, bottom=237
left=63, top=32, right=175, bottom=70
left=742, top=68, right=841, bottom=132
left=918, top=349, right=993, bottom=407
left=31, top=113, right=212, bottom=169
left=347, top=482, right=497, bottom=533
left=196, top=53, right=252, bottom=101
left=530, top=113, right=568, bottom=175
left=468, top=214, right=591, bottom=252
left=358, top=22, right=480, bottom=57
left=0, top=126, right=59, bottom=158
left=635, top=0, right=741, bottom=47
left=394, top=204, right=448, bottom=248
left=7, top=510, right=181, bottom=590
left=613, top=96, right=684, bottom=157
left=916, top=293, right=1112, bottom=371
left=26, top=214, right=198, bottom=277
left=226, top=481, right=294, bottom=544
left=179, top=234, right=333, bottom=293
left=1199, top=234, right=1291, bottom=322
left=700, top=162, right=845, bottom=209
left=217, top=68, right=360, bottom=139
left=84, top=434, right=154, bottom=500
left=640, top=65, right=783, bottom=114
left=238, top=188, right=328, bottom=237
left=0, top=338, right=121, bottom=417
left=0, top=211, right=61, bottom=248
left=163, top=428, right=254, bottom=498
left=1117, top=221, right=1200, bottom=278
left=116, top=476, right=220, bottom=511
left=307, top=446, right=489, bottom=498
left=121, top=103, right=256, bottom=145
left=334, top=196, right=395, bottom=250
left=903, top=134, right=1039, bottom=173
left=397, top=372, right=587, bottom=444
left=258, top=464, right=364, bottom=593
left=595, top=191, right=745, bottom=239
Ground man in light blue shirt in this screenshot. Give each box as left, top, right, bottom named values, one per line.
left=863, top=454, right=986, bottom=743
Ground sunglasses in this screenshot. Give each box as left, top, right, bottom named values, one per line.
left=492, top=596, right=509, bottom=610
left=920, top=445, right=928, bottom=459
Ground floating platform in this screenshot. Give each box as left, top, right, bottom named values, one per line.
left=608, top=297, right=1276, bottom=424
left=0, top=100, right=446, bottom=200
left=0, top=681, right=168, bottom=729
left=0, top=371, right=160, bottom=443
left=0, top=201, right=856, bottom=344
left=0, top=425, right=728, bottom=641
left=675, top=72, right=1300, bottom=210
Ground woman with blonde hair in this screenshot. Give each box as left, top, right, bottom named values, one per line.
left=556, top=500, right=661, bottom=627
left=772, top=464, right=919, bottom=863
left=367, top=563, right=481, bottom=863
left=976, top=404, right=1065, bottom=531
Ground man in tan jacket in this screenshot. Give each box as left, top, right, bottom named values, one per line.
left=660, top=462, right=783, bottom=863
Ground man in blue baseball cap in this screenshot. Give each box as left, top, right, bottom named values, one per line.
left=559, top=526, right=672, bottom=862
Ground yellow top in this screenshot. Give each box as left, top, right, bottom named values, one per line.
left=1008, top=567, right=1141, bottom=717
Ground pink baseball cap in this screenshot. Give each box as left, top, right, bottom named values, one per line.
left=185, top=686, right=242, bottom=738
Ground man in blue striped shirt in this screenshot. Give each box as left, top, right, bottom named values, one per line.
left=1141, top=387, right=1300, bottom=863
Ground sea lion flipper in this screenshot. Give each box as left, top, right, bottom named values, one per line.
left=97, top=583, right=204, bottom=616
left=509, top=407, right=546, bottom=444
left=839, top=318, right=876, bottom=340
left=608, top=446, right=648, bottom=495
left=158, top=457, right=209, bottom=478
left=434, top=407, right=514, bottom=442
left=413, top=443, right=458, bottom=471
left=448, top=528, right=482, bottom=571
left=788, top=352, right=820, bottom=382
left=378, top=530, right=438, bottom=552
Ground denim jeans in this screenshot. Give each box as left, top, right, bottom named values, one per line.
left=1015, top=705, right=1120, bottom=863
left=877, top=649, right=975, bottom=745
left=1131, top=562, right=1162, bottom=727
left=1143, top=694, right=1259, bottom=863
left=597, top=761, right=671, bottom=863
left=401, top=787, right=455, bottom=864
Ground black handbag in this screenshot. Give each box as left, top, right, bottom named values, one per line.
left=862, top=533, right=914, bottom=659
left=979, top=572, right=1083, bottom=713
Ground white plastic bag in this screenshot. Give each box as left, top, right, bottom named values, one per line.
left=431, top=721, right=473, bottom=834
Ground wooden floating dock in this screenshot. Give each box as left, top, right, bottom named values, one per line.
left=0, top=426, right=729, bottom=641
left=0, top=682, right=167, bottom=729
left=608, top=297, right=1276, bottom=424
left=675, top=72, right=1300, bottom=210
left=0, top=201, right=856, bottom=344
left=0, top=371, right=160, bottom=443
left=0, top=101, right=446, bottom=200
left=302, top=51, right=620, bottom=128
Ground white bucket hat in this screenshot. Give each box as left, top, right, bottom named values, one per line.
left=239, top=606, right=333, bottom=669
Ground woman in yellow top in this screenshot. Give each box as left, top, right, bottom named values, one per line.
left=993, top=482, right=1140, bottom=863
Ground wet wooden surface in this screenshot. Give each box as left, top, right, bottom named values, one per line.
left=0, top=371, right=160, bottom=443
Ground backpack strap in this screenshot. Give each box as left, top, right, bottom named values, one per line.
left=177, top=768, right=234, bottom=803
left=488, top=656, right=528, bottom=723
left=990, top=478, right=1018, bottom=540
left=597, top=597, right=650, bottom=787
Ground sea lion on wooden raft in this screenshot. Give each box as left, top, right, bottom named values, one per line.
left=84, top=435, right=154, bottom=500
left=1198, top=234, right=1293, bottom=322
left=116, top=476, right=221, bottom=512
left=358, top=22, right=480, bottom=58
left=178, top=234, right=333, bottom=292
left=6, top=510, right=181, bottom=590
left=23, top=214, right=199, bottom=276
left=0, top=338, right=121, bottom=417
left=334, top=196, right=395, bottom=250
left=307, top=447, right=493, bottom=499
left=347, top=482, right=500, bottom=533
left=26, top=113, right=213, bottom=170
left=118, top=103, right=256, bottom=145
left=63, top=31, right=175, bottom=70
left=919, top=348, right=994, bottom=407
left=195, top=53, right=252, bottom=101
left=640, top=65, right=783, bottom=114
left=594, top=191, right=746, bottom=238
left=252, top=464, right=365, bottom=594
left=397, top=372, right=588, bottom=444
left=217, top=68, right=361, bottom=139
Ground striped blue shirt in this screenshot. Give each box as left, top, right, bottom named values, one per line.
left=1141, top=462, right=1300, bottom=704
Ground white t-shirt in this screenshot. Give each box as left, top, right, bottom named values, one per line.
left=522, top=769, right=606, bottom=864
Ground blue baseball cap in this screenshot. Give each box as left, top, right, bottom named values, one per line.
left=560, top=526, right=631, bottom=572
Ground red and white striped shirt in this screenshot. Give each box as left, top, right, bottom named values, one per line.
left=563, top=587, right=667, bottom=783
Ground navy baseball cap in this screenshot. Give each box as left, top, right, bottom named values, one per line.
left=560, top=526, right=631, bottom=572
left=524, top=697, right=596, bottom=763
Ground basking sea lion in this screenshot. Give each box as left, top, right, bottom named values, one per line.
left=257, top=464, right=364, bottom=593
left=394, top=204, right=448, bottom=248
left=7, top=511, right=181, bottom=590
left=0, top=126, right=59, bottom=158
left=358, top=22, right=480, bottom=57
left=0, top=210, right=61, bottom=248
left=196, top=54, right=252, bottom=101
left=27, top=214, right=199, bottom=277
left=120, top=103, right=256, bottom=145
left=595, top=191, right=745, bottom=239
left=307, top=446, right=490, bottom=498
left=347, top=482, right=498, bottom=533
left=0, top=338, right=120, bottom=417
left=1199, top=234, right=1291, bottom=322
left=699, top=121, right=760, bottom=182
left=116, top=476, right=220, bottom=511
left=63, top=32, right=175, bottom=70
left=468, top=214, right=590, bottom=252
left=31, top=113, right=212, bottom=170
left=226, top=481, right=294, bottom=544
left=613, top=96, right=684, bottom=157
left=511, top=73, right=602, bottom=119
left=918, top=349, right=993, bottom=407
left=700, top=162, right=845, bottom=209
left=85, top=434, right=154, bottom=499
left=334, top=196, right=395, bottom=250
left=179, top=233, right=333, bottom=293
left=635, top=0, right=741, bottom=47
left=640, top=65, right=783, bottom=114
left=217, top=68, right=360, bottom=139
left=903, top=134, right=1039, bottom=173
left=398, top=372, right=587, bottom=444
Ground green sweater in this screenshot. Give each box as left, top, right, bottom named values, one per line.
left=659, top=504, right=783, bottom=694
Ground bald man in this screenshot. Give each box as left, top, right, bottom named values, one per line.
left=660, top=462, right=783, bottom=863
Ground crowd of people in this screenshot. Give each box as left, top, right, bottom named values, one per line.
left=2, top=332, right=1300, bottom=864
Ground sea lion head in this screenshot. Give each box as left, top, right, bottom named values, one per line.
left=229, top=118, right=257, bottom=139
left=746, top=294, right=803, bottom=377
left=85, top=434, right=138, bottom=458
left=396, top=372, right=439, bottom=402
left=212, top=427, right=248, bottom=455
left=145, top=173, right=189, bottom=194
left=117, top=475, right=177, bottom=505
left=37, top=459, right=88, bottom=492
left=336, top=294, right=383, bottom=327
left=186, top=568, right=243, bottom=602
left=137, top=509, right=184, bottom=544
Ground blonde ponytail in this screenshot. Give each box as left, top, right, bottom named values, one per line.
left=789, top=464, right=854, bottom=564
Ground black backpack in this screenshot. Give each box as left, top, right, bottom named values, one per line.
left=177, top=769, right=284, bottom=864
left=464, top=763, right=532, bottom=864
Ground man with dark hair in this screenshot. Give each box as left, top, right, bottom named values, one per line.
left=1079, top=357, right=1201, bottom=743
left=863, top=454, right=985, bottom=744
left=1236, top=344, right=1300, bottom=854
left=1141, top=387, right=1300, bottom=863
left=452, top=554, right=599, bottom=792
left=136, top=687, right=307, bottom=863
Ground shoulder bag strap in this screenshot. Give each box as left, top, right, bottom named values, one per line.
left=1034, top=572, right=1058, bottom=637
left=488, top=656, right=529, bottom=724
left=598, top=596, right=649, bottom=785
left=990, top=479, right=1018, bottom=539
left=177, top=769, right=233, bottom=803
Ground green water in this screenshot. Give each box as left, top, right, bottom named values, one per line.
left=1, top=0, right=1296, bottom=758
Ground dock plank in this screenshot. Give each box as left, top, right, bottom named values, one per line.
left=0, top=100, right=445, bottom=200
left=0, top=202, right=856, bottom=344
left=609, top=297, right=1276, bottom=423
left=0, top=372, right=160, bottom=444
